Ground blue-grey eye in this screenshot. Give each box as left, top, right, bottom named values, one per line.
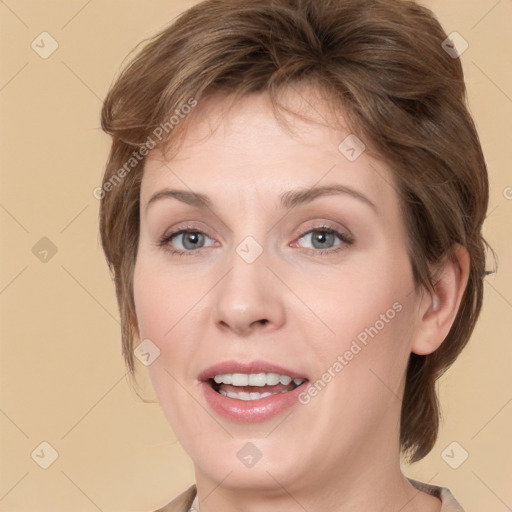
left=299, top=230, right=341, bottom=250
left=171, top=231, right=212, bottom=250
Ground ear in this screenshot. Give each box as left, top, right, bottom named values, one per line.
left=411, top=244, right=470, bottom=356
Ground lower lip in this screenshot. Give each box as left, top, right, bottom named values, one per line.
left=200, top=381, right=307, bottom=423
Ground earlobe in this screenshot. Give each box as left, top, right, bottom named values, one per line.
left=411, top=244, right=470, bottom=356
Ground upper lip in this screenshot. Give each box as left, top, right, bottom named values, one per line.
left=198, top=360, right=308, bottom=382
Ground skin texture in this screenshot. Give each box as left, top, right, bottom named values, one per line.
left=133, top=88, right=468, bottom=511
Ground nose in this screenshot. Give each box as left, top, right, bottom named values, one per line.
left=212, top=247, right=286, bottom=337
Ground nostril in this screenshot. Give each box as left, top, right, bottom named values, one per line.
left=249, top=319, right=269, bottom=328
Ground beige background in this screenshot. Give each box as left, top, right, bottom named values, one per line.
left=0, top=1, right=510, bottom=511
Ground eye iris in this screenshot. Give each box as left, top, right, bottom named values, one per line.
left=312, top=231, right=335, bottom=249
left=182, top=231, right=204, bottom=250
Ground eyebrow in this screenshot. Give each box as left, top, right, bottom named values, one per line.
left=280, top=184, right=377, bottom=212
left=145, top=184, right=377, bottom=213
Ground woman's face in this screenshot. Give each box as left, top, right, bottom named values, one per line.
left=133, top=90, right=424, bottom=493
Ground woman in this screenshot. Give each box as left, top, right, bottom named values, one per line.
left=98, top=0, right=490, bottom=510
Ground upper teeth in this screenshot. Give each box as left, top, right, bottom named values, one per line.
left=213, top=373, right=305, bottom=387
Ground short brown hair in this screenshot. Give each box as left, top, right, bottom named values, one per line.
left=100, top=0, right=491, bottom=462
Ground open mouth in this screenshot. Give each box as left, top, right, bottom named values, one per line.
left=208, top=373, right=307, bottom=401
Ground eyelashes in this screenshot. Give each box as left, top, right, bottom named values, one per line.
left=157, top=224, right=354, bottom=258
left=158, top=228, right=217, bottom=256
left=290, top=227, right=353, bottom=253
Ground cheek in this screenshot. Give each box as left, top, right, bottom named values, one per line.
left=133, top=244, right=193, bottom=341
left=324, top=292, right=415, bottom=404
left=133, top=259, right=168, bottom=340
left=300, top=257, right=413, bottom=348
left=133, top=255, right=198, bottom=432
left=132, top=248, right=206, bottom=388
left=133, top=253, right=181, bottom=394
left=299, top=254, right=416, bottom=394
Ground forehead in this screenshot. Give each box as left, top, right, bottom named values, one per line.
left=141, top=89, right=398, bottom=214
